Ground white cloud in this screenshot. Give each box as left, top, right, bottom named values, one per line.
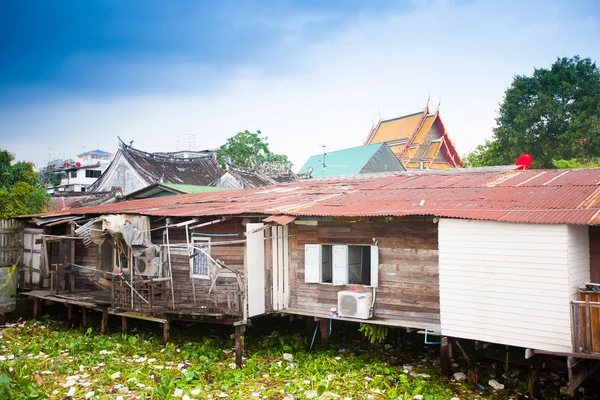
left=1, top=0, right=599, bottom=170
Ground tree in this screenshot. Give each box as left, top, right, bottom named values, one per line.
left=216, top=130, right=289, bottom=168
left=465, top=56, right=600, bottom=168
left=0, top=149, right=52, bottom=219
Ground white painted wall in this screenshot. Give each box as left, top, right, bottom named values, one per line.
left=439, top=219, right=589, bottom=353
left=567, top=225, right=590, bottom=300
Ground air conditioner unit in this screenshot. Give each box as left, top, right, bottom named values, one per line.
left=337, top=291, right=373, bottom=319
left=137, top=256, right=161, bottom=277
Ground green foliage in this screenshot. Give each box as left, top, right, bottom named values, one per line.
left=551, top=158, right=600, bottom=169
left=0, top=149, right=51, bottom=219
left=359, top=323, right=388, bottom=344
left=0, top=319, right=566, bottom=399
left=216, top=130, right=289, bottom=168
left=465, top=56, right=600, bottom=169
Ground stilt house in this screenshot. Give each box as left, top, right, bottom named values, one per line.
left=11, top=167, right=600, bottom=391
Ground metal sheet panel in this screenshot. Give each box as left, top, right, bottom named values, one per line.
left=24, top=168, right=600, bottom=226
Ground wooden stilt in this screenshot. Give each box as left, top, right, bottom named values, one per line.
left=319, top=318, right=330, bottom=349
left=235, top=325, right=246, bottom=368
left=121, top=316, right=127, bottom=334
left=67, top=304, right=73, bottom=326
left=101, top=308, right=109, bottom=334
left=305, top=316, right=315, bottom=336
left=163, top=318, right=170, bottom=346
left=440, top=337, right=452, bottom=378
left=82, top=307, right=87, bottom=329
left=33, top=298, right=41, bottom=320
left=0, top=314, right=5, bottom=325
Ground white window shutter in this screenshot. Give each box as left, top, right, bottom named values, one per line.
left=304, top=244, right=321, bottom=283
left=370, top=245, right=379, bottom=288
left=332, top=245, right=349, bottom=286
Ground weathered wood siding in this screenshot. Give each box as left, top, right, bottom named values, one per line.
left=289, top=219, right=439, bottom=324
left=153, top=219, right=245, bottom=315
left=438, top=219, right=587, bottom=353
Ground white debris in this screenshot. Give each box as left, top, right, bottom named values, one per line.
left=182, top=395, right=191, bottom=400
left=217, top=393, right=228, bottom=398
left=98, top=350, right=114, bottom=355
left=489, top=379, right=505, bottom=390
left=110, top=372, right=121, bottom=380
left=413, top=396, right=423, bottom=400
left=67, top=387, right=76, bottom=397
left=283, top=353, right=294, bottom=362
left=173, top=388, right=184, bottom=397
left=251, top=393, right=260, bottom=397
left=85, top=391, right=95, bottom=399
left=191, top=389, right=201, bottom=395
left=453, top=372, right=467, bottom=381
left=116, top=397, right=124, bottom=400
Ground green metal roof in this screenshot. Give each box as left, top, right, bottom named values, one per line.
left=298, top=143, right=385, bottom=178
left=161, top=184, right=228, bottom=194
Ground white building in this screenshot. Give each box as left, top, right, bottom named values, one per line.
left=56, top=149, right=113, bottom=192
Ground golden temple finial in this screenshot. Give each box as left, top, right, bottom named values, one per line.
left=426, top=93, right=430, bottom=112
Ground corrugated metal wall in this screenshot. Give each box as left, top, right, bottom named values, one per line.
left=438, top=219, right=588, bottom=353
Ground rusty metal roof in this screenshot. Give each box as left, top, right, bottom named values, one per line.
left=29, top=168, right=600, bottom=225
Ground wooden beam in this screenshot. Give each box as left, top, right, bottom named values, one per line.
left=67, top=304, right=73, bottom=326
left=101, top=308, right=109, bottom=334
left=319, top=318, right=330, bottom=349
left=235, top=325, right=246, bottom=368
left=163, top=318, right=170, bottom=346
left=440, top=337, right=452, bottom=378
left=566, top=360, right=599, bottom=396
left=33, top=298, right=41, bottom=320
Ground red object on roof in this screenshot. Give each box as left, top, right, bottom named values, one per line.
left=516, top=154, right=533, bottom=170
left=63, top=162, right=70, bottom=168
left=28, top=168, right=600, bottom=226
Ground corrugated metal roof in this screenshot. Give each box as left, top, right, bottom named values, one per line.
left=27, top=168, right=600, bottom=226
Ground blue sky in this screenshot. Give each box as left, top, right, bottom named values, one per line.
left=1, top=0, right=599, bottom=169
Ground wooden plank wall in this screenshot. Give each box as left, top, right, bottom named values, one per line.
left=73, top=240, right=99, bottom=290
left=289, top=219, right=440, bottom=324
left=153, top=219, right=245, bottom=316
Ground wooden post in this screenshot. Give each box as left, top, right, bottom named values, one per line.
left=319, top=318, right=330, bottom=349
left=33, top=298, right=41, bottom=320
left=67, top=304, right=73, bottom=326
left=163, top=318, right=170, bottom=346
left=235, top=324, right=246, bottom=368
left=440, top=337, right=452, bottom=378
left=0, top=314, right=6, bottom=325
left=585, top=295, right=592, bottom=353
left=68, top=224, right=75, bottom=293
left=101, top=308, right=109, bottom=334
left=82, top=307, right=87, bottom=329
left=121, top=316, right=127, bottom=334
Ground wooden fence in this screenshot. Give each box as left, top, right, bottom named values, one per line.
left=0, top=219, right=24, bottom=313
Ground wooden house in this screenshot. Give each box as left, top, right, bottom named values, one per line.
left=364, top=102, right=462, bottom=169
left=12, top=167, right=600, bottom=392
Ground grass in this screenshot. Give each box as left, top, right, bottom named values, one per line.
left=0, top=314, right=567, bottom=399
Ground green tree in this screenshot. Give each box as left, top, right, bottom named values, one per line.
left=216, top=130, right=289, bottom=168
left=465, top=56, right=600, bottom=168
left=0, top=149, right=52, bottom=219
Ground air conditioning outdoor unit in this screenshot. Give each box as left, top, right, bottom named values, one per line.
left=337, top=291, right=373, bottom=319
left=137, top=256, right=161, bottom=277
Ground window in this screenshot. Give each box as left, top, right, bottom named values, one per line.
left=85, top=170, right=102, bottom=178
left=71, top=170, right=77, bottom=178
left=190, top=237, right=211, bottom=278
left=305, top=244, right=378, bottom=287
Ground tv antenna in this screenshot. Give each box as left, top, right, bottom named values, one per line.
left=319, top=145, right=328, bottom=177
